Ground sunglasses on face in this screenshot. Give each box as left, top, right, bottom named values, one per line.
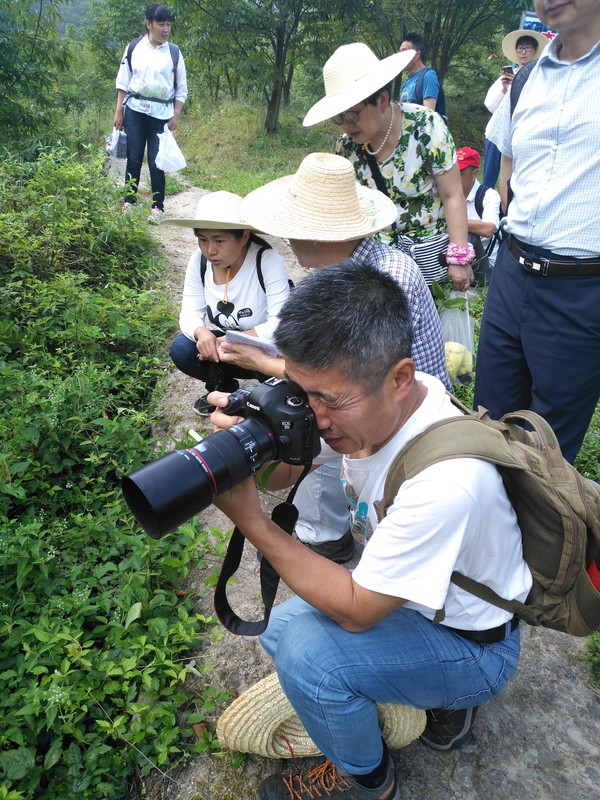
left=331, top=102, right=368, bottom=125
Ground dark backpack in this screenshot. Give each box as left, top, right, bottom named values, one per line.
left=474, top=183, right=503, bottom=258
left=126, top=35, right=180, bottom=95
left=505, top=60, right=537, bottom=209
left=414, top=66, right=447, bottom=121
left=375, top=395, right=600, bottom=637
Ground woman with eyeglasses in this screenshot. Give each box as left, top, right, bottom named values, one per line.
left=303, top=43, right=474, bottom=291
left=483, top=29, right=549, bottom=187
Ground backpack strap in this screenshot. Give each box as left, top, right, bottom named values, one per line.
left=414, top=67, right=430, bottom=105
left=510, top=60, right=536, bottom=116
left=362, top=149, right=399, bottom=244
left=474, top=184, right=488, bottom=219
left=200, top=244, right=269, bottom=293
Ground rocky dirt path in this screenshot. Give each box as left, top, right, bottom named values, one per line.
left=142, top=185, right=599, bottom=800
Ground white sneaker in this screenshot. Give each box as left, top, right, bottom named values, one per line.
left=147, top=207, right=163, bottom=224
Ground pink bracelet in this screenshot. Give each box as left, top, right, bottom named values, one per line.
left=445, top=242, right=476, bottom=266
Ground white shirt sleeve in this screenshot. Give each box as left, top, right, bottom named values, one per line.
left=178, top=250, right=206, bottom=341
left=252, top=248, right=291, bottom=340
left=484, top=77, right=506, bottom=114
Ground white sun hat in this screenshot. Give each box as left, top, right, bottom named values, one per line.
left=163, top=190, right=258, bottom=230
left=216, top=671, right=426, bottom=758
left=240, top=152, right=397, bottom=242
left=502, top=29, right=550, bottom=63
left=303, top=42, right=415, bottom=128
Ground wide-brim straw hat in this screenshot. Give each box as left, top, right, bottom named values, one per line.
left=163, top=190, right=257, bottom=230
left=216, top=672, right=426, bottom=758
left=502, top=29, right=550, bottom=63
left=303, top=43, right=415, bottom=127
left=240, top=152, right=397, bottom=242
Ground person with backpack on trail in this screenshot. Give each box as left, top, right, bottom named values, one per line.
left=398, top=33, right=446, bottom=118
left=113, top=4, right=188, bottom=223
left=482, top=28, right=549, bottom=188
left=164, top=191, right=291, bottom=415
left=303, top=43, right=474, bottom=290
left=456, top=146, right=501, bottom=283
left=207, top=261, right=531, bottom=800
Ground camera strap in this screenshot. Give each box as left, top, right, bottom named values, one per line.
left=213, top=465, right=312, bottom=636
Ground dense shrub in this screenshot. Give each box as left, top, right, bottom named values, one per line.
left=0, top=149, right=225, bottom=798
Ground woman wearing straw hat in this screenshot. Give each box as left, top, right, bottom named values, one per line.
left=164, top=191, right=291, bottom=414
left=482, top=29, right=549, bottom=187
left=303, top=43, right=474, bottom=291
left=225, top=152, right=451, bottom=565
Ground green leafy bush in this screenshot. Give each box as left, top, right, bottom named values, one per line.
left=0, top=148, right=226, bottom=797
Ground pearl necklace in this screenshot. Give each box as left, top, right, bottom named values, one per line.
left=364, top=103, right=396, bottom=157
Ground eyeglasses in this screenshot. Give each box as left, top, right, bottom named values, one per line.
left=331, top=103, right=367, bottom=126
left=516, top=45, right=535, bottom=52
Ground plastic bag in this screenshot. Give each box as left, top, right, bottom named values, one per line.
left=438, top=291, right=475, bottom=385
left=105, top=127, right=127, bottom=159
left=155, top=124, right=186, bottom=172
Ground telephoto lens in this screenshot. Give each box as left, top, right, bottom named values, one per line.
left=120, top=378, right=320, bottom=539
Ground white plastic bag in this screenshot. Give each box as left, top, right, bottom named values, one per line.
left=438, top=291, right=475, bottom=385
left=155, top=124, right=186, bottom=172
left=105, top=127, right=127, bottom=159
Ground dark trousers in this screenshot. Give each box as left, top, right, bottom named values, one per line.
left=474, top=239, right=600, bottom=463
left=124, top=107, right=166, bottom=210
left=482, top=139, right=501, bottom=189
left=169, top=332, right=270, bottom=391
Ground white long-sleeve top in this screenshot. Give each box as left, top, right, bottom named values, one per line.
left=116, top=35, right=188, bottom=120
left=178, top=241, right=291, bottom=342
left=484, top=76, right=507, bottom=114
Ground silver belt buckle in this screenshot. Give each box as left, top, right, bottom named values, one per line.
left=518, top=254, right=550, bottom=276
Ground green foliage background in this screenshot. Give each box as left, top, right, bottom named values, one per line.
left=0, top=1, right=598, bottom=797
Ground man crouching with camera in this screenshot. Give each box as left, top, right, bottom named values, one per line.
left=208, top=260, right=531, bottom=800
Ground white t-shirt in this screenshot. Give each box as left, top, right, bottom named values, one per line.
left=336, top=373, right=531, bottom=630
left=116, top=36, right=188, bottom=120
left=466, top=179, right=501, bottom=267
left=178, top=241, right=290, bottom=341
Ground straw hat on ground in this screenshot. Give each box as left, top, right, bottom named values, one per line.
left=240, top=152, right=397, bottom=242
left=216, top=672, right=426, bottom=758
left=163, top=190, right=257, bottom=230
left=303, top=43, right=415, bottom=127
left=502, top=29, right=550, bottom=63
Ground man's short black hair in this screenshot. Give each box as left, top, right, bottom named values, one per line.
left=516, top=35, right=540, bottom=51
left=402, top=33, right=427, bottom=63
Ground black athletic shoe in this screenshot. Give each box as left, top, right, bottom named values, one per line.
left=258, top=756, right=400, bottom=800
left=420, top=706, right=479, bottom=751
left=299, top=528, right=356, bottom=564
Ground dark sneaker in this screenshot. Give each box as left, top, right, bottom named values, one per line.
left=299, top=528, right=356, bottom=564
left=258, top=756, right=400, bottom=800
left=420, top=706, right=478, bottom=751
left=193, top=395, right=215, bottom=416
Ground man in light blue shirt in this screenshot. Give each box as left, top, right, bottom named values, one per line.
left=474, top=0, right=600, bottom=464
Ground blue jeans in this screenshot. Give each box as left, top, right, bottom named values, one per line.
left=169, top=332, right=270, bottom=390
left=474, top=239, right=600, bottom=463
left=124, top=107, right=167, bottom=210
left=260, top=596, right=521, bottom=775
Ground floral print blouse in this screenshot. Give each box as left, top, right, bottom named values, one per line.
left=336, top=103, right=456, bottom=244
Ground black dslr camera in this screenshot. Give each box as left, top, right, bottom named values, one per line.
left=121, top=378, right=320, bottom=539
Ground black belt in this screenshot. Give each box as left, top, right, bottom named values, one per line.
left=508, top=236, right=600, bottom=276
left=445, top=616, right=519, bottom=644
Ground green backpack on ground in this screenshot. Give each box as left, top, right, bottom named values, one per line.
left=375, top=396, right=600, bottom=637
